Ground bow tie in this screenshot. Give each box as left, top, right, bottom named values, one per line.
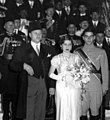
left=80, top=13, right=86, bottom=16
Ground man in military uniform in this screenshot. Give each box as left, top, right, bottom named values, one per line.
left=0, top=17, right=26, bottom=120
left=79, top=29, right=109, bottom=120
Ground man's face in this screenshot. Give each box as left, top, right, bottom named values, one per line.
left=67, top=24, right=76, bottom=34
left=29, top=30, right=42, bottom=44
left=83, top=31, right=95, bottom=45
left=79, top=5, right=87, bottom=13
left=4, top=21, right=15, bottom=33
left=105, top=27, right=110, bottom=37
left=96, top=33, right=104, bottom=44
left=80, top=20, right=89, bottom=29
left=46, top=8, right=54, bottom=17
left=56, top=2, right=62, bottom=11
left=14, top=19, right=20, bottom=29
left=91, top=12, right=99, bottom=21
left=64, top=0, right=71, bottom=7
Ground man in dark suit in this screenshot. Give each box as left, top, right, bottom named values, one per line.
left=103, top=26, right=110, bottom=111
left=7, top=0, right=25, bottom=19
left=53, top=0, right=67, bottom=36
left=35, top=0, right=49, bottom=20
left=21, top=0, right=38, bottom=21
left=10, top=21, right=56, bottom=120
left=89, top=8, right=106, bottom=35
left=75, top=2, right=90, bottom=26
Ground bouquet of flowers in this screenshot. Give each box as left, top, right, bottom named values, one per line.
left=62, top=62, right=90, bottom=86
left=62, top=62, right=90, bottom=100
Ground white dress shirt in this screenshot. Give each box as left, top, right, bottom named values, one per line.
left=80, top=13, right=86, bottom=16
left=56, top=10, right=62, bottom=16
left=29, top=0, right=34, bottom=8
left=31, top=41, right=40, bottom=55
left=65, top=6, right=70, bottom=15
left=92, top=20, right=98, bottom=27
left=105, top=37, right=110, bottom=44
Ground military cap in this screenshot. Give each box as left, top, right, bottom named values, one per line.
left=28, top=21, right=42, bottom=32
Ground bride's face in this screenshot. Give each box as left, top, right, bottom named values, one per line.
left=61, top=40, right=72, bottom=53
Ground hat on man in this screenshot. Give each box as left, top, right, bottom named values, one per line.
left=28, top=21, right=42, bottom=32
left=4, top=16, right=14, bottom=24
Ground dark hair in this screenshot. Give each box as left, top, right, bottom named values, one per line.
left=82, top=27, right=94, bottom=36
left=59, top=35, right=74, bottom=52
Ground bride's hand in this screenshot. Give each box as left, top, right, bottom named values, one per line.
left=57, top=72, right=65, bottom=81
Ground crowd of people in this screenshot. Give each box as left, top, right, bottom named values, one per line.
left=0, top=0, right=109, bottom=120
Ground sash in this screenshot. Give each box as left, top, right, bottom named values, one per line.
left=77, top=49, right=101, bottom=80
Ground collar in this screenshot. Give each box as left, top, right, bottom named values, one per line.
left=56, top=10, right=62, bottom=15
left=96, top=43, right=103, bottom=47
left=31, top=41, right=40, bottom=51
left=65, top=6, right=70, bottom=9
left=105, top=37, right=110, bottom=40
left=16, top=3, right=22, bottom=7
left=80, top=13, right=86, bottom=16
left=105, top=37, right=110, bottom=43
left=92, top=20, right=98, bottom=24
left=29, top=1, right=34, bottom=5
left=14, top=29, right=18, bottom=34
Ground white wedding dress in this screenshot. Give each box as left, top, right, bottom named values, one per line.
left=51, top=53, right=82, bottom=120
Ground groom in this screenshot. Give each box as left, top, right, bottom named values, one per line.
left=10, top=21, right=55, bottom=120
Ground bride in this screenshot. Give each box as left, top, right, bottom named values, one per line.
left=49, top=36, right=89, bottom=120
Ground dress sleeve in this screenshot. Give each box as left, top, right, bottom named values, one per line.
left=51, top=55, right=60, bottom=68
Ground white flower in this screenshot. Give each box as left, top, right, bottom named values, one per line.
left=64, top=62, right=90, bottom=88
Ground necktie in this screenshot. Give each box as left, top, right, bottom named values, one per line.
left=66, top=7, right=70, bottom=15
left=58, top=11, right=61, bottom=16
left=93, top=22, right=97, bottom=28
left=30, top=1, right=33, bottom=8
left=36, top=44, right=40, bottom=56
left=107, top=38, right=110, bottom=44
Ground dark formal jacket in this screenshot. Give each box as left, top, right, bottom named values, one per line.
left=103, top=38, right=110, bottom=70
left=35, top=0, right=49, bottom=19
left=21, top=1, right=38, bottom=21
left=10, top=42, right=56, bottom=118
left=53, top=10, right=67, bottom=36
left=89, top=20, right=106, bottom=35
left=5, top=0, right=25, bottom=18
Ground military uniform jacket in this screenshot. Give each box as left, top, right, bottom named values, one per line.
left=0, top=32, right=25, bottom=94
left=78, top=46, right=109, bottom=92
